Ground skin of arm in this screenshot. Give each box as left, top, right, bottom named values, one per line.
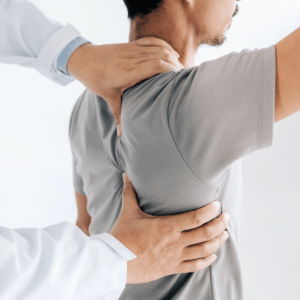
left=275, top=27, right=300, bottom=122
left=75, top=192, right=91, bottom=236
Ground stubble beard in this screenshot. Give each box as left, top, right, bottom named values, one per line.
left=202, top=33, right=227, bottom=47
left=207, top=4, right=238, bottom=47
left=208, top=34, right=227, bottom=46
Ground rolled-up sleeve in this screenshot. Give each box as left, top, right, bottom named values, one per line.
left=0, top=0, right=82, bottom=85
left=0, top=223, right=135, bottom=300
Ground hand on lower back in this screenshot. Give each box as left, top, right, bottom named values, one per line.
left=67, top=38, right=182, bottom=137
left=110, top=173, right=230, bottom=284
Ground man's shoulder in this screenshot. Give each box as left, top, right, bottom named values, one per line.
left=122, top=68, right=197, bottom=112
left=73, top=89, right=108, bottom=114
left=69, top=89, right=115, bottom=141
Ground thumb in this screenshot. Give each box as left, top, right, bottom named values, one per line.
left=121, top=173, right=142, bottom=216
left=106, top=95, right=122, bottom=137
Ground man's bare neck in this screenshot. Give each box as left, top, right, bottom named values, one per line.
left=129, top=15, right=198, bottom=68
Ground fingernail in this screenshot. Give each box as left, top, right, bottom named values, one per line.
left=214, top=201, right=221, bottom=208
left=224, top=231, right=229, bottom=239
left=122, top=173, right=128, bottom=183
left=213, top=254, right=218, bottom=261
left=225, top=213, right=230, bottom=220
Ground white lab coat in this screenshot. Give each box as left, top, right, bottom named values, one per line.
left=0, top=0, right=78, bottom=85
left=0, top=1, right=136, bottom=299
left=0, top=224, right=135, bottom=300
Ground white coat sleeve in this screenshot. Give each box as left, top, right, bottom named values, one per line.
left=0, top=0, right=82, bottom=85
left=0, top=222, right=136, bottom=300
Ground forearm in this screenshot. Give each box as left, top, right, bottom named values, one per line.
left=0, top=0, right=82, bottom=85
left=275, top=27, right=300, bottom=122
left=0, top=0, right=62, bottom=61
left=75, top=191, right=91, bottom=236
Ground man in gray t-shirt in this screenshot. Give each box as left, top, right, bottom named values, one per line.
left=70, top=1, right=300, bottom=299
left=70, top=46, right=275, bottom=299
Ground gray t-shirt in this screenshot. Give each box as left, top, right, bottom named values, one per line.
left=69, top=46, right=276, bottom=300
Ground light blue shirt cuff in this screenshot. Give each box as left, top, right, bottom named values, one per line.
left=57, top=36, right=91, bottom=76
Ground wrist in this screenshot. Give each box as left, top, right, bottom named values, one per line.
left=57, top=37, right=91, bottom=76
left=67, top=43, right=96, bottom=79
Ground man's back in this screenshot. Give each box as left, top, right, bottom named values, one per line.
left=69, top=46, right=276, bottom=300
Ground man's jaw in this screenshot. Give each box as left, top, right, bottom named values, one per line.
left=204, top=3, right=240, bottom=47
left=233, top=4, right=239, bottom=18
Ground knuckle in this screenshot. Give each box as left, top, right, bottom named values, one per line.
left=202, top=227, right=212, bottom=240
left=190, top=213, right=202, bottom=227
left=162, top=47, right=169, bottom=54
left=164, top=52, right=172, bottom=61
left=157, top=47, right=167, bottom=55
left=154, top=59, right=164, bottom=69
left=200, top=244, right=210, bottom=257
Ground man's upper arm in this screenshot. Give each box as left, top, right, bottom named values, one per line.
left=76, top=191, right=91, bottom=236
left=168, top=47, right=276, bottom=187
left=275, top=27, right=300, bottom=122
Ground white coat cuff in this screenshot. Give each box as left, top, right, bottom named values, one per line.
left=36, top=23, right=81, bottom=86
left=90, top=233, right=137, bottom=261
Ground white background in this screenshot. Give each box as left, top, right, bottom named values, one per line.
left=0, top=0, right=300, bottom=299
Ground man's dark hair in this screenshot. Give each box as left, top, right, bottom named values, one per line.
left=123, top=0, right=164, bottom=19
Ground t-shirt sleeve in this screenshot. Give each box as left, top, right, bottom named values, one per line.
left=168, top=45, right=276, bottom=187
left=69, top=95, right=86, bottom=196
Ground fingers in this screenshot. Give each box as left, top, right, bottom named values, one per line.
left=106, top=95, right=122, bottom=137
left=121, top=173, right=141, bottom=215
left=167, top=201, right=221, bottom=232
left=128, top=59, right=179, bottom=87
left=181, top=212, right=230, bottom=246
left=135, top=37, right=180, bottom=59
left=176, top=254, right=218, bottom=274
left=106, top=42, right=181, bottom=136
left=136, top=51, right=181, bottom=70
left=182, top=231, right=229, bottom=261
